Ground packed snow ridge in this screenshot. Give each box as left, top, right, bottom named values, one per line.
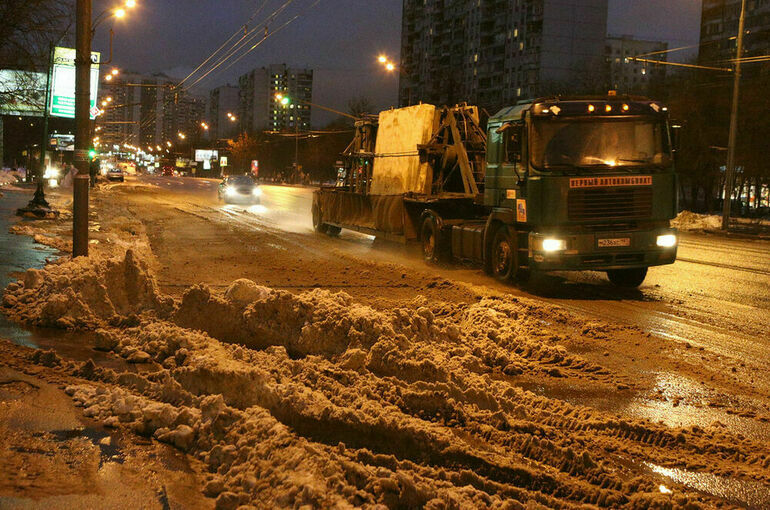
left=4, top=250, right=770, bottom=508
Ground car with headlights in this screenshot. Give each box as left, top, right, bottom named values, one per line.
left=43, top=166, right=63, bottom=187
left=218, top=175, right=262, bottom=204
left=107, top=167, right=125, bottom=182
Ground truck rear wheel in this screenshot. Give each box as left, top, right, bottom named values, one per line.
left=491, top=226, right=517, bottom=282
left=421, top=215, right=446, bottom=264
left=312, top=202, right=328, bottom=234
left=607, top=267, right=648, bottom=288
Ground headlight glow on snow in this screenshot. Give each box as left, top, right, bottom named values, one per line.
left=43, top=167, right=60, bottom=179
left=656, top=234, right=677, bottom=248
left=225, top=186, right=237, bottom=196
left=542, top=238, right=567, bottom=252
left=252, top=187, right=263, bottom=197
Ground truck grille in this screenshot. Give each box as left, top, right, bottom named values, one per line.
left=568, top=187, right=653, bottom=221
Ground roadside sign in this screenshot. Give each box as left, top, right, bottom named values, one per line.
left=49, top=47, right=100, bottom=119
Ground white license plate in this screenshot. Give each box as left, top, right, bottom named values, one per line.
left=598, top=238, right=631, bottom=248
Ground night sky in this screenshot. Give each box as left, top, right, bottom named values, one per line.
left=93, top=0, right=702, bottom=126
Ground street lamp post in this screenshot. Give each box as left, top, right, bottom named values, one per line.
left=721, top=0, right=747, bottom=230
left=17, top=43, right=58, bottom=218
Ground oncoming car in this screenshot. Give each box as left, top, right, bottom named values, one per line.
left=218, top=175, right=262, bottom=204
left=107, top=167, right=125, bottom=182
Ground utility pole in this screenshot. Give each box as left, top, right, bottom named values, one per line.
left=722, top=0, right=747, bottom=231
left=73, top=0, right=92, bottom=257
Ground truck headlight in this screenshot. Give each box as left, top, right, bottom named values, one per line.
left=252, top=187, right=262, bottom=197
left=225, top=186, right=237, bottom=196
left=656, top=234, right=677, bottom=248
left=542, top=238, right=567, bottom=252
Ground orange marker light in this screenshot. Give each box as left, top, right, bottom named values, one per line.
left=588, top=104, right=595, bottom=113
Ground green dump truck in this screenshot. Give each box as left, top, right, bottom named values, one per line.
left=312, top=94, right=678, bottom=287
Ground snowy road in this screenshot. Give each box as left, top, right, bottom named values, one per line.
left=138, top=174, right=770, bottom=378
left=4, top=176, right=770, bottom=507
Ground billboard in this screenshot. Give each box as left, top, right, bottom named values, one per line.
left=0, top=70, right=46, bottom=116
left=194, top=149, right=218, bottom=162
left=49, top=134, right=75, bottom=151
left=49, top=47, right=100, bottom=119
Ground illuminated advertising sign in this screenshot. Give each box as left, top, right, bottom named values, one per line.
left=49, top=47, right=100, bottom=119
left=194, top=149, right=218, bottom=162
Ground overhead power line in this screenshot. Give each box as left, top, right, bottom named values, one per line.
left=178, top=0, right=300, bottom=91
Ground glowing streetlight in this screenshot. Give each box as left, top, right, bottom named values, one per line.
left=200, top=122, right=209, bottom=130
left=378, top=55, right=388, bottom=64
left=275, top=93, right=291, bottom=106
left=385, top=62, right=396, bottom=72
left=114, top=8, right=126, bottom=18
left=126, top=0, right=136, bottom=7
left=178, top=132, right=186, bottom=139
left=166, top=141, right=172, bottom=147
left=105, top=74, right=113, bottom=82
left=111, top=68, right=119, bottom=76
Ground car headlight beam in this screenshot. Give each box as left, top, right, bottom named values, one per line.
left=252, top=187, right=262, bottom=197
left=656, top=234, right=677, bottom=248
left=225, top=186, right=237, bottom=196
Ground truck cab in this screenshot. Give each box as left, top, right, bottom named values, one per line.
left=482, top=95, right=678, bottom=286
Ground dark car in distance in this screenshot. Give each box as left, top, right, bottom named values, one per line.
left=218, top=175, right=262, bottom=204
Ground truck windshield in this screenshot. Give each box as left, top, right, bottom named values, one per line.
left=531, top=118, right=670, bottom=171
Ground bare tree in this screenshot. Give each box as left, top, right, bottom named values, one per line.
left=0, top=0, right=71, bottom=68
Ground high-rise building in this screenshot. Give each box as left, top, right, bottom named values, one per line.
left=239, top=64, right=312, bottom=133
left=399, top=0, right=608, bottom=111
left=605, top=36, right=668, bottom=95
left=98, top=72, right=204, bottom=150
left=209, top=85, right=240, bottom=140
left=699, top=0, right=770, bottom=75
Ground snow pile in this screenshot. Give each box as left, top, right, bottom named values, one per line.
left=2, top=250, right=173, bottom=328
left=10, top=224, right=73, bottom=253
left=6, top=249, right=768, bottom=507
left=0, top=169, right=24, bottom=186
left=671, top=211, right=722, bottom=232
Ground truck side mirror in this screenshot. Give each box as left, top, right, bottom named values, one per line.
left=671, top=124, right=682, bottom=154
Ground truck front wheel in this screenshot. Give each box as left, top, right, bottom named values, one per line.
left=607, top=267, right=648, bottom=288
left=491, top=226, right=517, bottom=282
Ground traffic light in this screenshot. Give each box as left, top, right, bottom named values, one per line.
left=88, top=148, right=97, bottom=160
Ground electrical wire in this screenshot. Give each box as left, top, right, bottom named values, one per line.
left=179, top=0, right=299, bottom=91
left=182, top=0, right=322, bottom=91
left=177, top=0, right=271, bottom=88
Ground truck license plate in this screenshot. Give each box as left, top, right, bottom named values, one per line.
left=598, top=238, right=631, bottom=248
